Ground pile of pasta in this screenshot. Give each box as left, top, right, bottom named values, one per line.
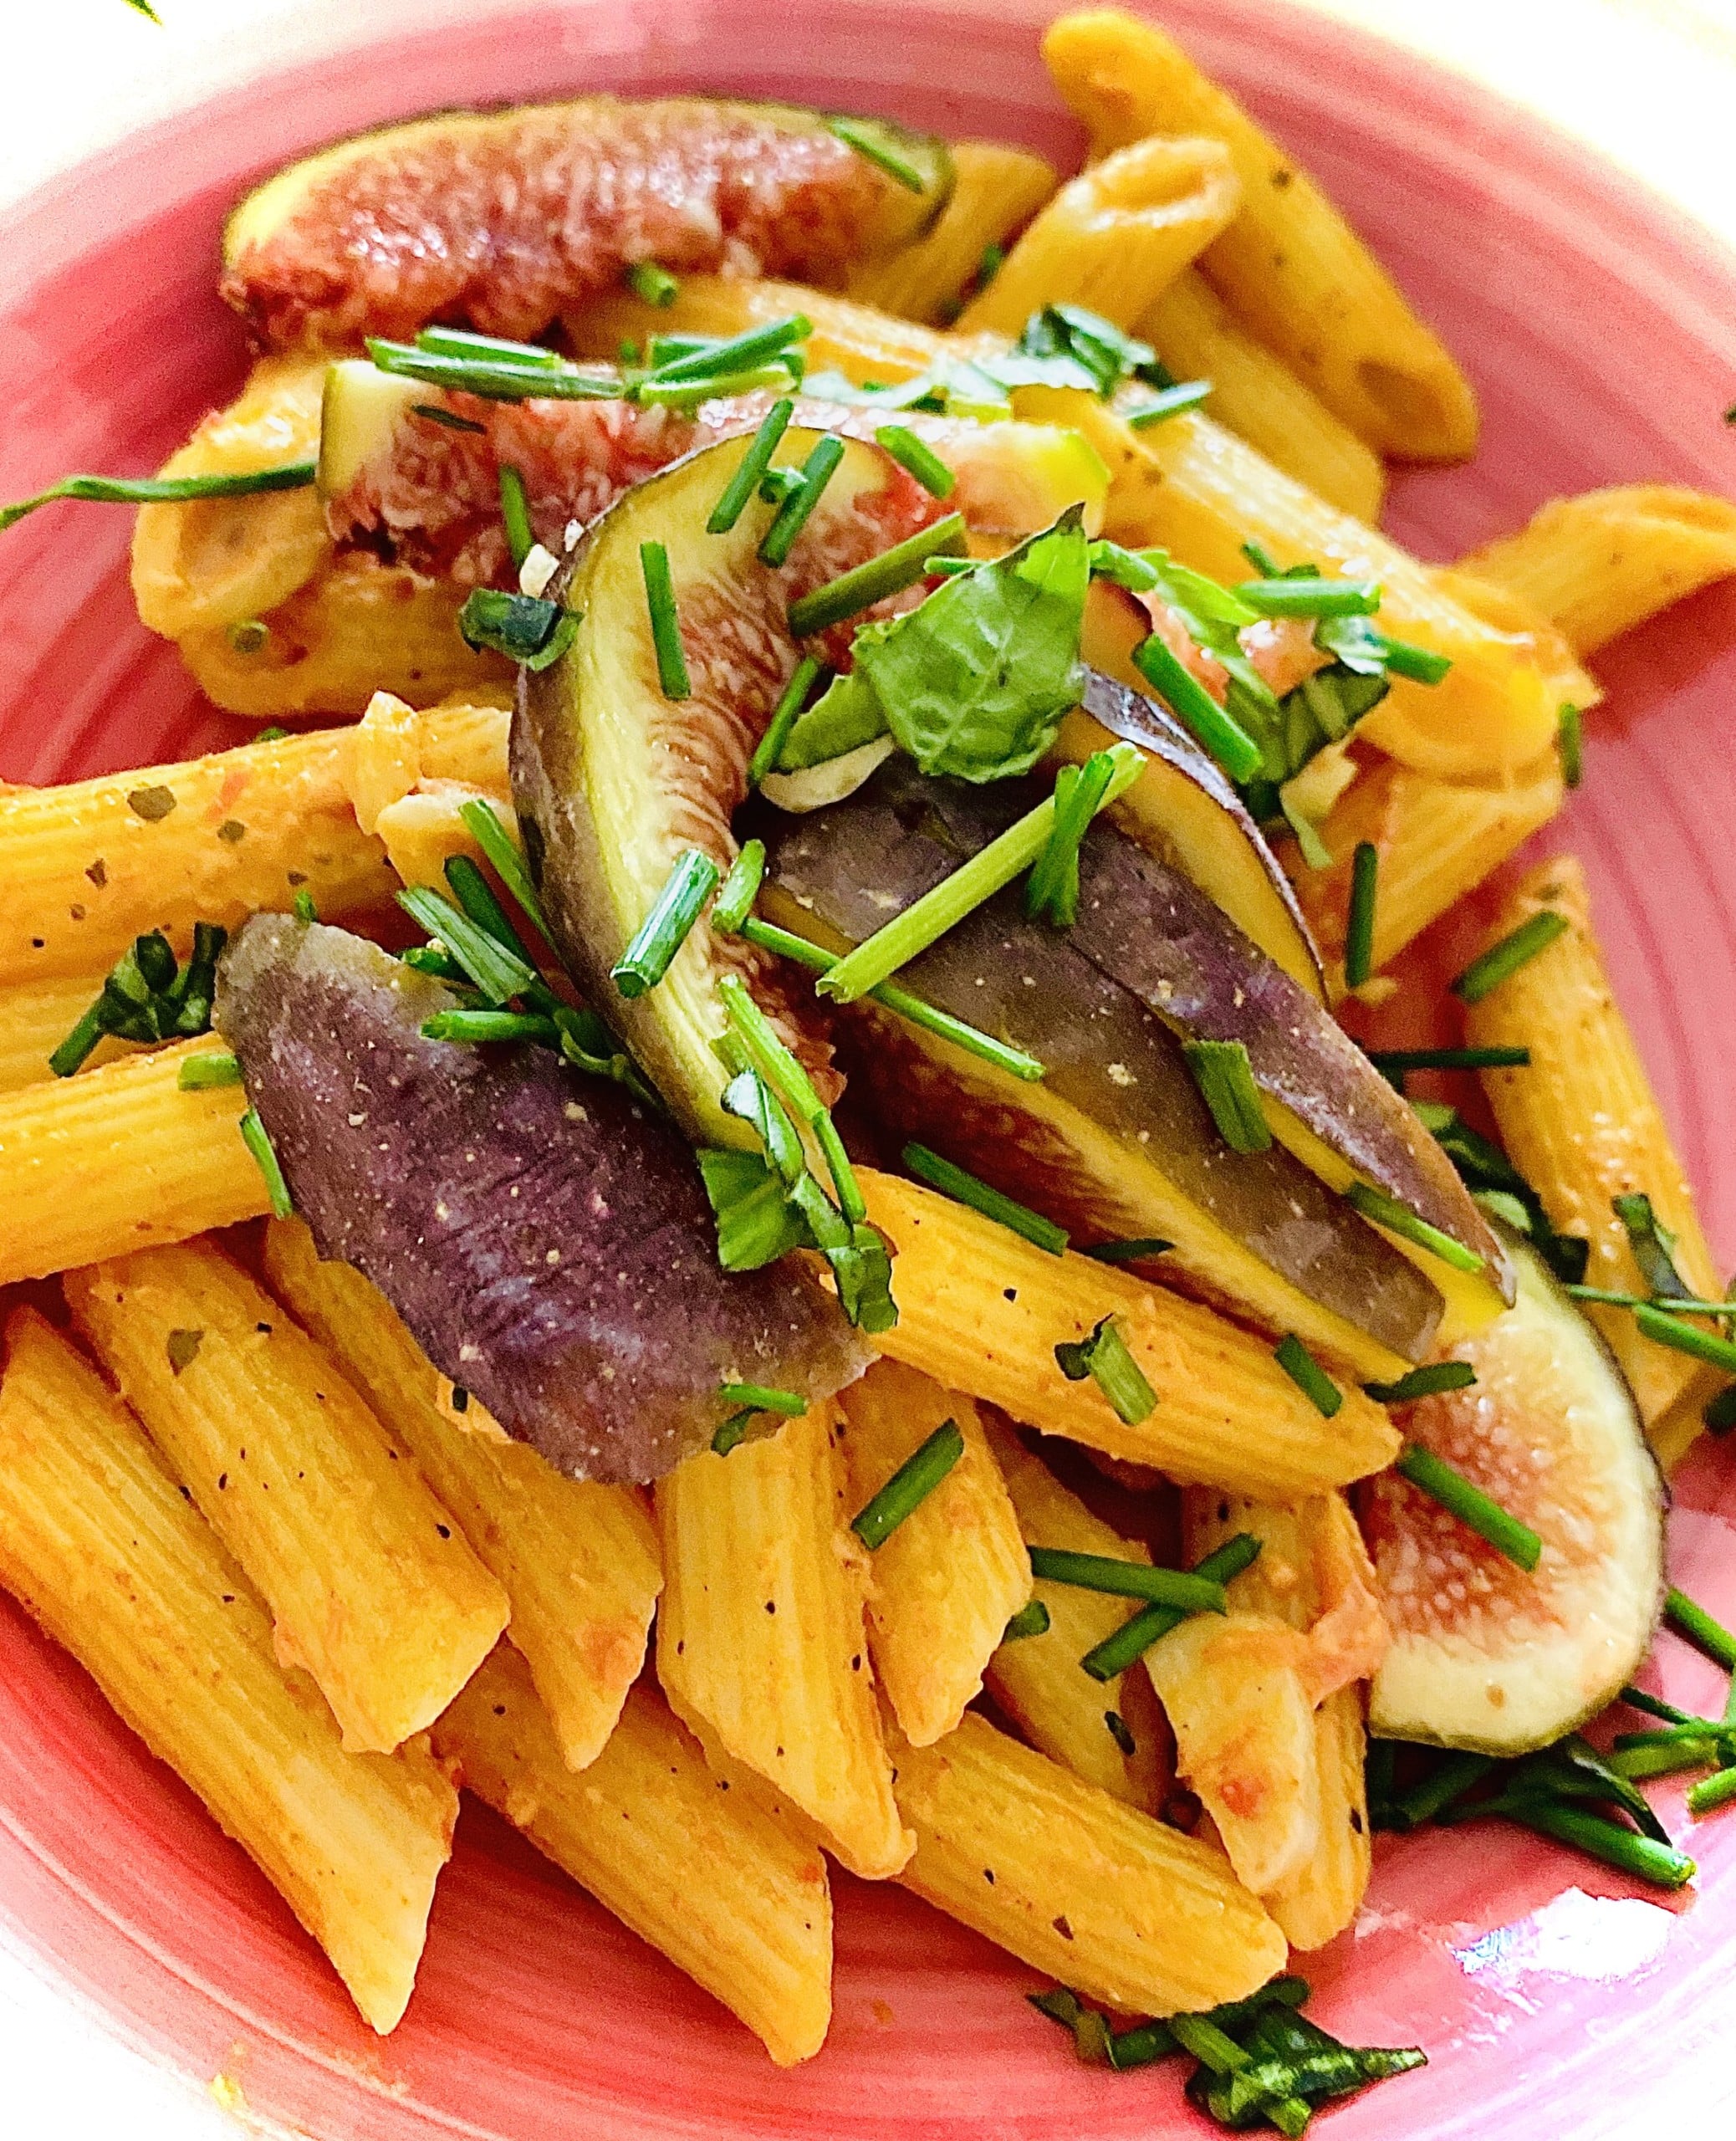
left=0, top=3, right=1733, bottom=2063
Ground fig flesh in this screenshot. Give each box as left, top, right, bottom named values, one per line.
left=214, top=917, right=865, bottom=1484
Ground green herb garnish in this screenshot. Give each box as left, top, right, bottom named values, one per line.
left=625, top=258, right=679, bottom=308
left=1363, top=1361, right=1477, bottom=1403
left=457, top=588, right=579, bottom=669
left=1236, top=575, right=1381, bottom=618
left=1024, top=749, right=1119, bottom=928
left=825, top=115, right=927, bottom=192
left=712, top=841, right=766, bottom=936
left=1666, top=1585, right=1736, bottom=1669
left=1079, top=1535, right=1259, bottom=1682
left=851, top=1418, right=965, bottom=1547
left=397, top=884, right=538, bottom=1004
left=1635, top=1304, right=1736, bottom=1374
left=176, top=1050, right=243, bottom=1091
left=1345, top=1182, right=1484, bottom=1274
left=497, top=463, right=534, bottom=571
left=1083, top=1237, right=1174, bottom=1265
left=1000, top=304, right=1162, bottom=397
left=787, top=512, right=967, bottom=637
left=748, top=655, right=825, bottom=786
left=875, top=423, right=957, bottom=498
left=1274, top=1334, right=1343, bottom=1417
left=420, top=1009, right=561, bottom=1045
left=1558, top=702, right=1583, bottom=788
left=1183, top=1038, right=1271, bottom=1153
left=1344, top=839, right=1378, bottom=989
left=1027, top=1546, right=1226, bottom=1613
left=1612, top=1190, right=1692, bottom=1299
left=239, top=1107, right=293, bottom=1219
left=719, top=1381, right=807, bottom=1417
left=639, top=539, right=691, bottom=699
left=1371, top=1045, right=1530, bottom=1074
left=902, top=1142, right=1068, bottom=1255
left=50, top=922, right=228, bottom=1076
left=1132, top=631, right=1264, bottom=784
left=1002, top=1599, right=1050, bottom=1642
left=707, top=398, right=794, bottom=534
left=457, top=798, right=549, bottom=938
left=0, top=462, right=315, bottom=533
left=1396, top=1444, right=1540, bottom=1570
left=610, top=850, right=721, bottom=1000
left=758, top=433, right=845, bottom=568
left=1051, top=1315, right=1157, bottom=1426
left=1124, top=380, right=1213, bottom=427
left=367, top=336, right=620, bottom=401
left=1451, top=911, right=1568, bottom=1003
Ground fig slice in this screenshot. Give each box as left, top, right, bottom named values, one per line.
left=213, top=916, right=866, bottom=1484
left=1366, top=1234, right=1664, bottom=1753
left=222, top=99, right=953, bottom=350
left=318, top=363, right=1111, bottom=590
left=753, top=756, right=1444, bottom=1379
left=513, top=422, right=1105, bottom=1147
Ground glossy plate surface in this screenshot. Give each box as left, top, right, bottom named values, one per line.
left=2, top=1, right=1735, bottom=2133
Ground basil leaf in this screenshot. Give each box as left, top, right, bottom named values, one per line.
left=1001, top=304, right=1158, bottom=398
left=776, top=667, right=891, bottom=770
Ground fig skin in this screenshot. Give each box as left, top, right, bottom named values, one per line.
left=222, top=98, right=950, bottom=350
left=214, top=917, right=867, bottom=1484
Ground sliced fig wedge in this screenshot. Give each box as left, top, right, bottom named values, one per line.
left=754, top=757, right=1444, bottom=1379
left=1366, top=1234, right=1663, bottom=1753
left=214, top=916, right=865, bottom=1484
left=222, top=99, right=953, bottom=350
left=514, top=422, right=1105, bottom=1147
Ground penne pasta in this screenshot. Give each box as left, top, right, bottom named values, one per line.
left=1284, top=749, right=1565, bottom=999
left=263, top=1218, right=661, bottom=1769
left=891, top=1709, right=1287, bottom=2014
left=373, top=781, right=498, bottom=890
left=847, top=141, right=1059, bottom=324
left=956, top=133, right=1241, bottom=336
left=1263, top=1689, right=1371, bottom=1952
left=655, top=1402, right=912, bottom=1879
left=176, top=557, right=509, bottom=720
left=565, top=276, right=1570, bottom=780
left=983, top=1419, right=1163, bottom=1807
left=836, top=1362, right=1030, bottom=1748
left=1458, top=485, right=1736, bottom=657
left=855, top=1168, right=1400, bottom=1497
left=0, top=1309, right=457, bottom=2033
left=1467, top=855, right=1725, bottom=1454
left=0, top=969, right=140, bottom=1092
left=0, top=1036, right=266, bottom=1285
left=65, top=1239, right=508, bottom=1753
left=130, top=355, right=332, bottom=640
left=435, top=1648, right=832, bottom=2066
left=343, top=690, right=423, bottom=835
left=1136, top=268, right=1385, bottom=521
left=1041, top=8, right=1478, bottom=460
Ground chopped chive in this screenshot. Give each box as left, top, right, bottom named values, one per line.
left=707, top=398, right=795, bottom=534
left=851, top=1418, right=965, bottom=1548
left=718, top=1381, right=807, bottom=1416
left=825, top=115, right=926, bottom=192
left=442, top=854, right=530, bottom=961
left=1344, top=840, right=1378, bottom=989
left=1635, top=1304, right=1736, bottom=1374
left=1083, top=1237, right=1173, bottom=1265
left=902, top=1142, right=1069, bottom=1255
left=176, top=1050, right=243, bottom=1090
left=717, top=973, right=865, bottom=1222
left=1559, top=702, right=1583, bottom=788
left=1131, top=631, right=1264, bottom=784
left=0, top=461, right=316, bottom=532
left=611, top=849, right=720, bottom=999
left=874, top=423, right=956, bottom=498
left=747, top=655, right=824, bottom=786
left=635, top=364, right=798, bottom=412
left=1391, top=1750, right=1497, bottom=1830
left=786, top=512, right=967, bottom=637
left=1275, top=1334, right=1343, bottom=1417
left=1622, top=1684, right=1700, bottom=1727
left=713, top=841, right=766, bottom=934
left=816, top=744, right=1143, bottom=1004
left=420, top=1009, right=561, bottom=1045
left=293, top=888, right=318, bottom=925
left=1687, top=1765, right=1736, bottom=1816
left=639, top=539, right=691, bottom=699
left=411, top=402, right=488, bottom=433
left=368, top=339, right=620, bottom=401
left=625, top=258, right=679, bottom=308
left=48, top=1002, right=107, bottom=1078
left=1182, top=1038, right=1271, bottom=1153
left=1363, top=1361, right=1477, bottom=1404
left=239, top=1107, right=293, bottom=1219
left=226, top=619, right=269, bottom=654
left=649, top=315, right=811, bottom=386
left=1125, top=379, right=1213, bottom=428
left=735, top=913, right=1046, bottom=1081
left=1027, top=1546, right=1227, bottom=1615
left=1665, top=1586, right=1736, bottom=1670
left=457, top=798, right=549, bottom=938
left=1052, top=1315, right=1156, bottom=1426
left=1080, top=1535, right=1259, bottom=1680
left=1241, top=539, right=1284, bottom=576
left=1104, top=1710, right=1136, bottom=1757
left=1379, top=636, right=1453, bottom=685
left=1396, top=1443, right=1541, bottom=1570
left=1002, top=1600, right=1050, bottom=1642
left=1613, top=1190, right=1693, bottom=1300
left=397, top=885, right=539, bottom=1004
left=457, top=587, right=580, bottom=668
left=1706, top=1385, right=1736, bottom=1434
left=1451, top=911, right=1569, bottom=1002
left=1024, top=751, right=1118, bottom=930
left=1499, top=1800, right=1693, bottom=1888
left=712, top=1412, right=752, bottom=1456
left=1345, top=1182, right=1484, bottom=1274
left=1368, top=1045, right=1531, bottom=1073
left=1567, top=1287, right=1734, bottom=1316
left=1611, top=1741, right=1722, bottom=1782
left=759, top=435, right=847, bottom=569
left=416, top=324, right=562, bottom=367
left=1611, top=1724, right=1728, bottom=1751
left=498, top=463, right=534, bottom=571
left=1234, top=575, right=1381, bottom=618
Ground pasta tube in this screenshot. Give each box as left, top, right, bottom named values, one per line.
left=856, top=1169, right=1400, bottom=1497
left=1264, top=1690, right=1371, bottom=1952
left=1466, top=856, right=1724, bottom=1454
left=848, top=141, right=1059, bottom=324
left=0, top=1037, right=266, bottom=1285
left=1042, top=8, right=1478, bottom=459
left=956, top=134, right=1241, bottom=336
left=655, top=1403, right=912, bottom=1879
left=435, top=1648, right=832, bottom=2066
left=263, top=1217, right=661, bottom=1771
left=130, top=354, right=332, bottom=639
left=1136, top=269, right=1384, bottom=521
left=65, top=1239, right=508, bottom=1753
left=0, top=970, right=140, bottom=1092
left=1458, top=485, right=1736, bottom=657
left=891, top=1710, right=1286, bottom=2014
left=373, top=782, right=499, bottom=890
left=565, top=278, right=1569, bottom=779
left=0, top=1309, right=457, bottom=2033
left=983, top=1420, right=1164, bottom=1807
left=1285, top=749, right=1565, bottom=999
left=836, top=1362, right=1030, bottom=1747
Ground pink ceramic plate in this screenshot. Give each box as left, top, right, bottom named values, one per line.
left=3, top=1, right=1735, bottom=2133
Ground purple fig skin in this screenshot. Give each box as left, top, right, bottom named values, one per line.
left=214, top=917, right=866, bottom=1483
